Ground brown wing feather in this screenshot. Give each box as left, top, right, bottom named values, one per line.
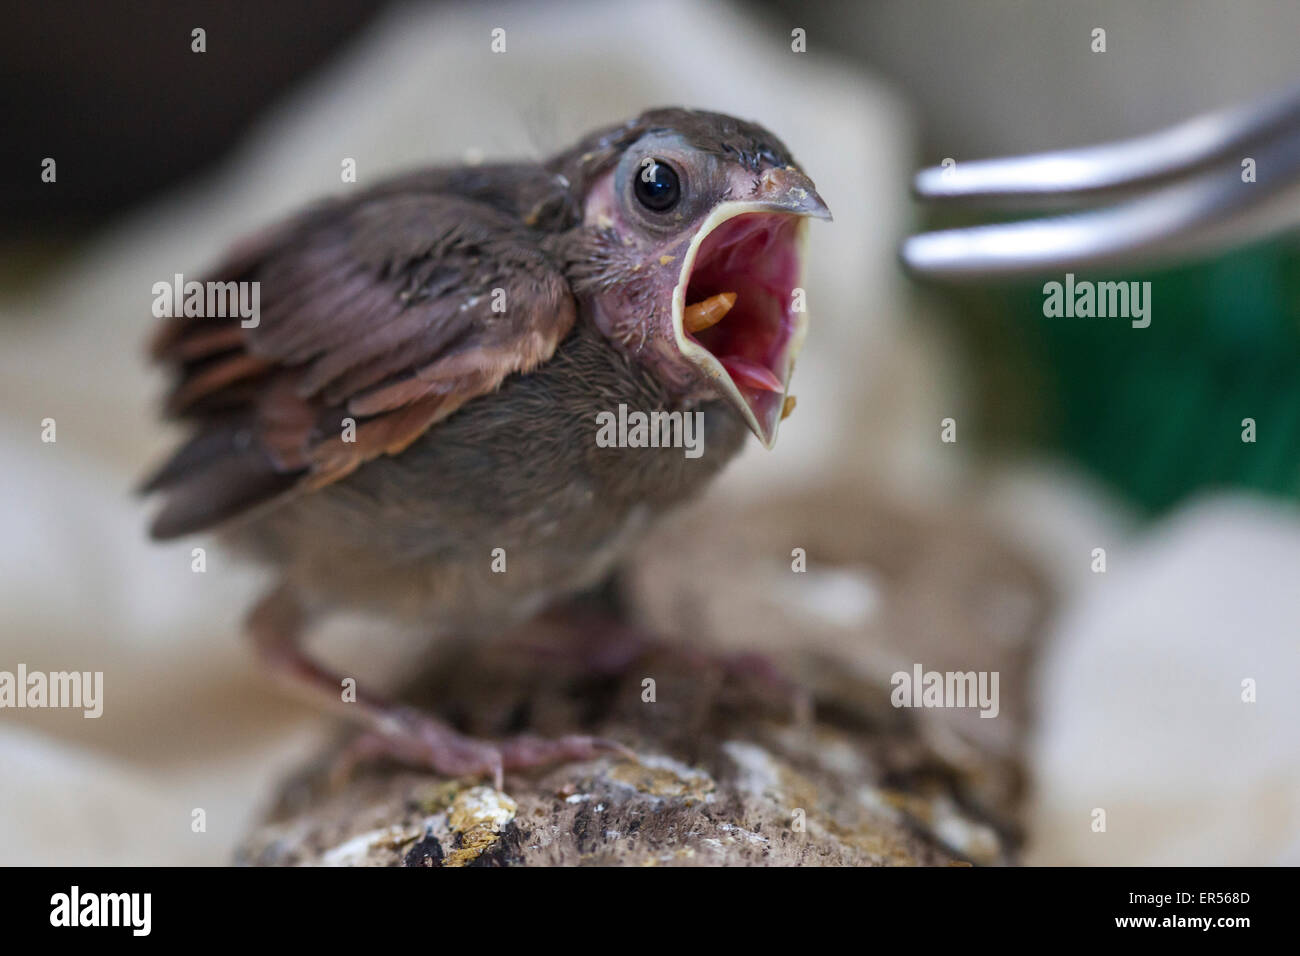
left=145, top=187, right=577, bottom=539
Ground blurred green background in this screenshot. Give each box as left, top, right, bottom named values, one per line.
left=935, top=239, right=1300, bottom=514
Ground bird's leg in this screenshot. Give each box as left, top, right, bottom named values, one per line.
left=246, top=587, right=631, bottom=789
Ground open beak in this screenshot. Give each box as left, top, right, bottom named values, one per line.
left=671, top=167, right=830, bottom=448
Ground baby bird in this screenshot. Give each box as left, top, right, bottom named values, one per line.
left=144, top=107, right=829, bottom=784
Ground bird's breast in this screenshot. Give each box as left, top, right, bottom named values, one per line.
left=228, top=319, right=747, bottom=631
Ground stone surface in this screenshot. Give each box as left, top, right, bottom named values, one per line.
left=239, top=488, right=1049, bottom=867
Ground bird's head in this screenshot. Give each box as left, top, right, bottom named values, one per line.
left=551, top=107, right=830, bottom=448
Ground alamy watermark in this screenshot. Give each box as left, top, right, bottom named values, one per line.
left=595, top=404, right=704, bottom=458
left=50, top=886, right=150, bottom=936
left=151, top=273, right=260, bottom=327
left=890, top=663, right=999, bottom=719
left=0, top=664, right=103, bottom=718
left=1043, top=273, right=1151, bottom=328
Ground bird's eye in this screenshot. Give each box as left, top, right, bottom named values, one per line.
left=634, top=158, right=681, bottom=212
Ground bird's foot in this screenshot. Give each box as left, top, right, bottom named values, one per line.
left=331, top=706, right=634, bottom=790
left=514, top=611, right=813, bottom=726
left=712, top=650, right=815, bottom=728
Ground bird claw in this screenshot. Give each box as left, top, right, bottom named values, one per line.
left=331, top=707, right=634, bottom=790
left=497, top=733, right=638, bottom=773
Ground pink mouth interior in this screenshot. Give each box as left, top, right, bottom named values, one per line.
left=683, top=213, right=803, bottom=435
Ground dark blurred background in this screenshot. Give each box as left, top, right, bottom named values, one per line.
left=10, top=1, right=1299, bottom=236
left=2, top=1, right=377, bottom=236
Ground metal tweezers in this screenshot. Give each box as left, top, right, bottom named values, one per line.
left=901, top=81, right=1300, bottom=280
